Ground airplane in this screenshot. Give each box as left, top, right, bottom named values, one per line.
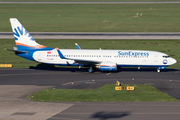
left=8, top=18, right=177, bottom=73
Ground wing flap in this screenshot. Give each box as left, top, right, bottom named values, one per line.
left=73, top=59, right=101, bottom=65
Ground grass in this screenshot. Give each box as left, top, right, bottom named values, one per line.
left=1, top=3, right=180, bottom=32
left=1, top=39, right=180, bottom=68
left=1, top=0, right=179, bottom=2
left=28, top=84, right=180, bottom=102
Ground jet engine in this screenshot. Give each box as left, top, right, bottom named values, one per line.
left=97, top=62, right=117, bottom=71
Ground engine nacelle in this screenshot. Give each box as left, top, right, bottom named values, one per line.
left=98, top=62, right=117, bottom=71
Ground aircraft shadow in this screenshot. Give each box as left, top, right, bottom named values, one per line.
left=91, top=111, right=131, bottom=120
left=29, top=63, right=179, bottom=73
left=29, top=63, right=89, bottom=72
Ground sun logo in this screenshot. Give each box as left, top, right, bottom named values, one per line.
left=13, top=26, right=34, bottom=41
left=163, top=59, right=168, bottom=64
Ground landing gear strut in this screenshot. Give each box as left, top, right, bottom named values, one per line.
left=157, top=69, right=160, bottom=73
left=157, top=67, right=166, bottom=73
left=88, top=66, right=95, bottom=73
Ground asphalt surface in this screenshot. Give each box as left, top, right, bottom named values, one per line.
left=1, top=32, right=180, bottom=39
left=0, top=68, right=180, bottom=120
left=0, top=68, right=180, bottom=99
left=1, top=1, right=180, bottom=4
left=48, top=102, right=180, bottom=120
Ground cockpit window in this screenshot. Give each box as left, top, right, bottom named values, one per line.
left=163, top=56, right=170, bottom=58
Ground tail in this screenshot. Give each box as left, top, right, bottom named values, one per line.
left=10, top=18, right=52, bottom=51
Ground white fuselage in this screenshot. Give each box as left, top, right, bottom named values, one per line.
left=33, top=49, right=177, bottom=67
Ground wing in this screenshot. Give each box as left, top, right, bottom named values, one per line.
left=71, top=59, right=101, bottom=65
left=56, top=48, right=101, bottom=65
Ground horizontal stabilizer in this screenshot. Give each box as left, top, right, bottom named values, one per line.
left=5, top=48, right=28, bottom=53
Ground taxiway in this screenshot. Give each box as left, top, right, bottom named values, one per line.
left=1, top=32, right=180, bottom=39
left=0, top=68, right=180, bottom=120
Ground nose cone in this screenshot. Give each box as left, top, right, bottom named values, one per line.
left=171, top=58, right=177, bottom=65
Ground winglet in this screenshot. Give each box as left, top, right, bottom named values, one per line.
left=75, top=43, right=81, bottom=50
left=56, top=48, right=66, bottom=59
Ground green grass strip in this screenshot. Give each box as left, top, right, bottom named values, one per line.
left=28, top=84, right=179, bottom=102
left=1, top=0, right=178, bottom=2
left=1, top=3, right=180, bottom=32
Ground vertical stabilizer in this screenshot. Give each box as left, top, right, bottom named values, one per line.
left=10, top=18, right=52, bottom=50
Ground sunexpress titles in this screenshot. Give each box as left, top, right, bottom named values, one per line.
left=118, top=51, right=149, bottom=57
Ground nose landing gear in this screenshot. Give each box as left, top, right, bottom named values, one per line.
left=157, top=67, right=166, bottom=73
left=157, top=69, right=160, bottom=73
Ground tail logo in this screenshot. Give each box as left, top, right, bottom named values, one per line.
left=13, top=25, right=34, bottom=41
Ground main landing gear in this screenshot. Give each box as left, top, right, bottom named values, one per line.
left=88, top=66, right=95, bottom=73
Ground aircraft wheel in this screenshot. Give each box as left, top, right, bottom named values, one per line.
left=157, top=69, right=160, bottom=73
left=88, top=68, right=93, bottom=73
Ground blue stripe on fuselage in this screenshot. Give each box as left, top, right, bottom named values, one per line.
left=15, top=46, right=53, bottom=61
left=39, top=63, right=168, bottom=68
left=117, top=64, right=168, bottom=68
